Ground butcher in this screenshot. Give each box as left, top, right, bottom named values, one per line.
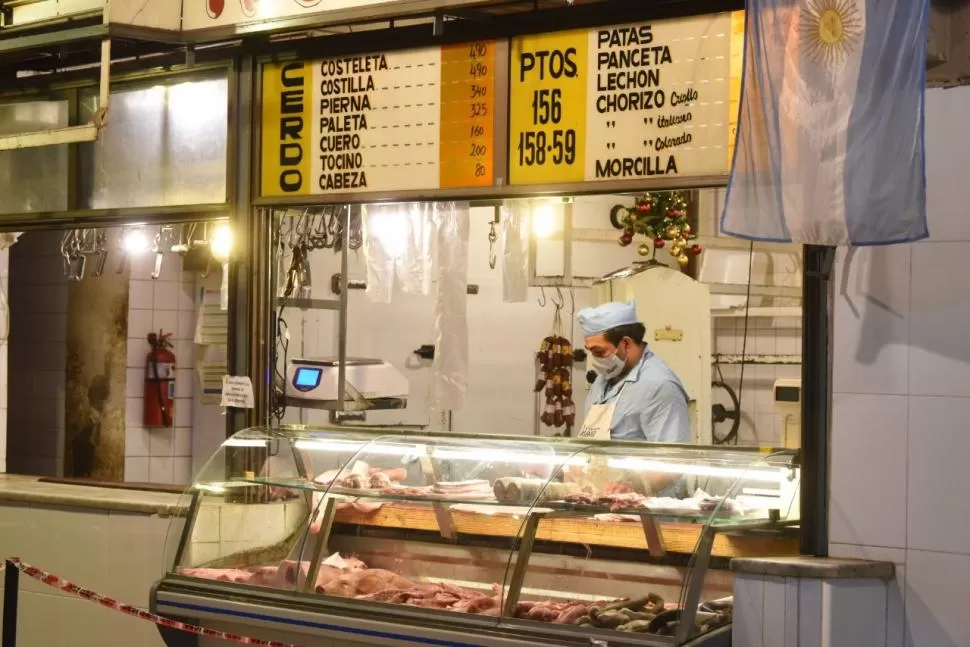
left=577, top=299, right=690, bottom=444
left=576, top=299, right=691, bottom=496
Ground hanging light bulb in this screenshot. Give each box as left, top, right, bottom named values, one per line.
left=121, top=228, right=149, bottom=255
left=210, top=223, right=233, bottom=262
left=532, top=204, right=555, bottom=239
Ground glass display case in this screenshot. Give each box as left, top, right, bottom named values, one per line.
left=152, top=425, right=800, bottom=647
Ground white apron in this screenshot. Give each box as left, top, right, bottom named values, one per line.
left=577, top=401, right=617, bottom=440
left=577, top=380, right=628, bottom=440
left=574, top=384, right=627, bottom=490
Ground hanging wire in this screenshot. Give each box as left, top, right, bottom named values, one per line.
left=537, top=286, right=547, bottom=308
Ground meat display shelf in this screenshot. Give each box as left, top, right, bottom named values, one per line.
left=332, top=505, right=800, bottom=559
left=152, top=425, right=801, bottom=647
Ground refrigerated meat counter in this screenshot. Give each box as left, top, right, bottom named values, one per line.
left=150, top=425, right=801, bottom=647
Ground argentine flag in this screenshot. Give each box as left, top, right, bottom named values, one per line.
left=721, top=0, right=930, bottom=246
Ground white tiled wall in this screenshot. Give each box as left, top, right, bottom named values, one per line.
left=7, top=232, right=67, bottom=477
left=4, top=229, right=221, bottom=487
left=123, top=252, right=198, bottom=486
left=712, top=317, right=801, bottom=446
left=703, top=188, right=804, bottom=447
left=829, top=85, right=970, bottom=647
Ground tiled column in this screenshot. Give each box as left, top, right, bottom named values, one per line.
left=732, top=557, right=895, bottom=647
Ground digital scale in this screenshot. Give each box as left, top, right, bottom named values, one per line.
left=285, top=357, right=409, bottom=411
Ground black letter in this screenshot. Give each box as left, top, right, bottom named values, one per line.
left=279, top=116, right=303, bottom=142
left=280, top=169, right=302, bottom=192
left=281, top=63, right=305, bottom=88
left=520, top=52, right=535, bottom=82
left=564, top=48, right=578, bottom=77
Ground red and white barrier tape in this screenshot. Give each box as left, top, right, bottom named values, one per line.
left=1, top=558, right=306, bottom=647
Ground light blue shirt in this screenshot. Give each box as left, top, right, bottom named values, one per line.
left=584, top=348, right=691, bottom=444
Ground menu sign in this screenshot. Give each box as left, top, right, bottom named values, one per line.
left=260, top=41, right=497, bottom=197
left=509, top=13, right=738, bottom=186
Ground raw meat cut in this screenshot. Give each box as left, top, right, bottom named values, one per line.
left=181, top=568, right=253, bottom=583
left=382, top=485, right=433, bottom=496
left=318, top=569, right=416, bottom=597
left=432, top=480, right=492, bottom=497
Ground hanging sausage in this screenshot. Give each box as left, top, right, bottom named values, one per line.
left=534, top=334, right=577, bottom=431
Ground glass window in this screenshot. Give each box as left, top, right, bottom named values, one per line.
left=77, top=74, right=229, bottom=209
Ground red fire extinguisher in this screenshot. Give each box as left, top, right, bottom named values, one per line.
left=145, top=331, right=176, bottom=427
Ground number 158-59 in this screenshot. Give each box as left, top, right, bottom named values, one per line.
left=516, top=129, right=576, bottom=167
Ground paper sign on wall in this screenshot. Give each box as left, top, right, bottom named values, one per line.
left=221, top=376, right=255, bottom=409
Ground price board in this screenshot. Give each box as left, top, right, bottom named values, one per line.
left=260, top=40, right=498, bottom=197
left=508, top=12, right=741, bottom=186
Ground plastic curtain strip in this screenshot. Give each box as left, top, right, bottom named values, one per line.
left=501, top=202, right=529, bottom=302
left=361, top=203, right=433, bottom=303
left=430, top=202, right=470, bottom=411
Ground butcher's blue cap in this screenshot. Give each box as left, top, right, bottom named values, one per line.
left=577, top=300, right=638, bottom=337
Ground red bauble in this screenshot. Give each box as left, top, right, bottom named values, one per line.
left=654, top=238, right=666, bottom=248
left=636, top=202, right=652, bottom=214
left=690, top=244, right=703, bottom=254
left=624, top=227, right=635, bottom=236
left=667, top=209, right=677, bottom=217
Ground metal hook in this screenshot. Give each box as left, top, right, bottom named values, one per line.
left=537, top=286, right=547, bottom=308
left=487, top=221, right=498, bottom=270
left=552, top=286, right=564, bottom=310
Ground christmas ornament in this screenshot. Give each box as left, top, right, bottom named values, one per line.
left=608, top=191, right=700, bottom=264
left=690, top=244, right=703, bottom=255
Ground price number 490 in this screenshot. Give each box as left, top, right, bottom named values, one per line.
left=517, top=129, right=576, bottom=167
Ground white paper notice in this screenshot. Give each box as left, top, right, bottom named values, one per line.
left=221, top=376, right=255, bottom=409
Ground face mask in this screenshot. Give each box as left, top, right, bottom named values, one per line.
left=590, top=343, right=627, bottom=379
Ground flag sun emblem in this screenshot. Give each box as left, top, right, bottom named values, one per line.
left=800, top=0, right=863, bottom=66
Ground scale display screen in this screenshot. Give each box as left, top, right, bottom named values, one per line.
left=292, top=366, right=324, bottom=391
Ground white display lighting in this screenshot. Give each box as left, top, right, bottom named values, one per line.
left=431, top=448, right=588, bottom=467
left=223, top=438, right=269, bottom=448
left=606, top=458, right=788, bottom=483
left=294, top=439, right=425, bottom=457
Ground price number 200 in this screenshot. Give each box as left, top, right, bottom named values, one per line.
left=517, top=129, right=576, bottom=167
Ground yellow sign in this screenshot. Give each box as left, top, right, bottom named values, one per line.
left=261, top=61, right=312, bottom=197
left=260, top=42, right=499, bottom=197
left=508, top=14, right=741, bottom=186
left=508, top=30, right=588, bottom=185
